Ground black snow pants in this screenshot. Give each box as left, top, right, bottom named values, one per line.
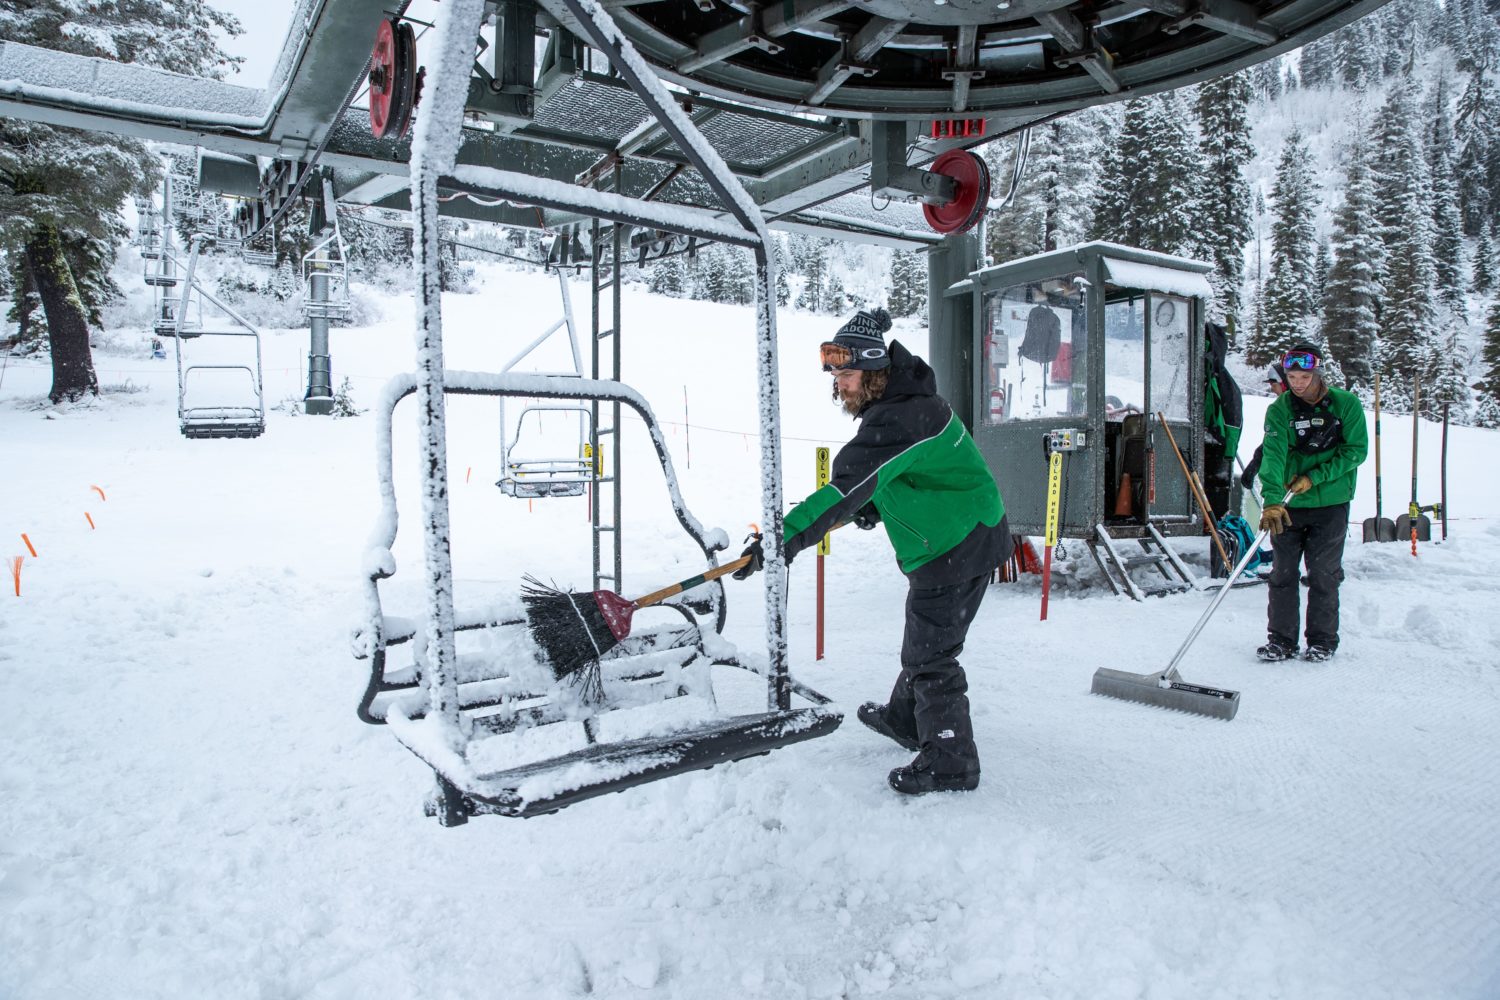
left=882, top=572, right=990, bottom=771
left=1267, top=502, right=1350, bottom=651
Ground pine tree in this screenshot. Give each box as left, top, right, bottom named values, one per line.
left=1298, top=39, right=1337, bottom=88
left=1249, top=128, right=1320, bottom=365
left=1337, top=20, right=1378, bottom=90
left=1091, top=93, right=1205, bottom=257
left=647, top=252, right=686, bottom=297
left=1322, top=134, right=1384, bottom=390
left=795, top=238, right=829, bottom=312
left=825, top=272, right=848, bottom=314
left=1475, top=298, right=1500, bottom=427
left=889, top=249, right=928, bottom=318
left=1474, top=225, right=1496, bottom=294
left=1196, top=73, right=1255, bottom=337
left=1251, top=58, right=1284, bottom=102
left=1378, top=101, right=1443, bottom=407
left=1430, top=327, right=1474, bottom=421
left=1454, top=68, right=1496, bottom=237
left=1430, top=139, right=1468, bottom=316
left=1373, top=77, right=1422, bottom=257
left=0, top=1, right=241, bottom=403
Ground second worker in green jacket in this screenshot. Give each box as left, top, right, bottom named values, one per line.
left=1256, top=342, right=1368, bottom=662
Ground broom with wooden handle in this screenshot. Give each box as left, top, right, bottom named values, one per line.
left=1156, top=413, right=1234, bottom=574
left=521, top=549, right=757, bottom=686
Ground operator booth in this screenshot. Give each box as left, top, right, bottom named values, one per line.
left=943, top=242, right=1218, bottom=598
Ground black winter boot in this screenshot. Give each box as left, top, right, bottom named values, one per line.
left=887, top=747, right=980, bottom=795
left=1256, top=640, right=1298, bottom=662
left=857, top=702, right=921, bottom=752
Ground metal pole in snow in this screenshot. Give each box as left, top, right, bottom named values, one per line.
left=815, top=447, right=829, bottom=660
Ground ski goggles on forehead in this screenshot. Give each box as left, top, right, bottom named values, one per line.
left=820, top=341, right=886, bottom=371
left=1281, top=351, right=1320, bottom=371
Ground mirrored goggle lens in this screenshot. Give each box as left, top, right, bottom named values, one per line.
left=1281, top=351, right=1319, bottom=371
left=820, top=343, right=856, bottom=371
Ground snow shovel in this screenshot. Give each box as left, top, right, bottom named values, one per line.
left=1394, top=377, right=1431, bottom=545
left=1362, top=373, right=1398, bottom=542
left=1091, top=489, right=1297, bottom=721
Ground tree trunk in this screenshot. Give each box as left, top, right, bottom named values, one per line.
left=25, top=223, right=98, bottom=403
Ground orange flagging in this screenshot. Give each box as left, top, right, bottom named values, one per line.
left=91, top=485, right=107, bottom=501
left=85, top=512, right=96, bottom=530
left=21, top=534, right=37, bottom=557
left=8, top=556, right=20, bottom=596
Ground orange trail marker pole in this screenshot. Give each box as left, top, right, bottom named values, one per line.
left=21, top=534, right=37, bottom=557
left=85, top=512, right=96, bottom=530
left=8, top=556, right=21, bottom=596
left=466, top=466, right=472, bottom=483
left=91, top=485, right=106, bottom=501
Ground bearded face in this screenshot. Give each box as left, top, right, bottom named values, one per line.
left=831, top=368, right=888, bottom=416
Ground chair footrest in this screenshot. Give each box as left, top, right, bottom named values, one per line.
left=406, top=707, right=843, bottom=819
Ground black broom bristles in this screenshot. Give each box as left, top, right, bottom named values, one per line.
left=519, top=575, right=614, bottom=702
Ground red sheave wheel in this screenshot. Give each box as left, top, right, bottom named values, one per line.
left=369, top=18, right=418, bottom=139
left=922, top=150, right=991, bottom=236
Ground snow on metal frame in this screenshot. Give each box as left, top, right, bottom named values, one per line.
left=447, top=165, right=759, bottom=246
left=407, top=0, right=490, bottom=752
left=565, top=0, right=792, bottom=709
left=0, top=38, right=265, bottom=126
left=1101, top=257, right=1216, bottom=299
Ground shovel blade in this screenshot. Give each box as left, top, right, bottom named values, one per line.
left=1376, top=518, right=1398, bottom=542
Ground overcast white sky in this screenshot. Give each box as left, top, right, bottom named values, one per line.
left=215, top=0, right=298, bottom=88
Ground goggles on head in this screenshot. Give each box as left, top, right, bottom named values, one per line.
left=1281, top=350, right=1320, bottom=371
left=820, top=341, right=887, bottom=372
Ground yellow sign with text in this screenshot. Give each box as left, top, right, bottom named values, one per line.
left=816, top=447, right=831, bottom=555
left=1045, top=450, right=1062, bottom=547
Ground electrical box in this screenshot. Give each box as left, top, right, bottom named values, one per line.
left=1044, top=428, right=1087, bottom=453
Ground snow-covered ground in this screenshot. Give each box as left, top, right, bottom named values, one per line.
left=2, top=266, right=1497, bottom=999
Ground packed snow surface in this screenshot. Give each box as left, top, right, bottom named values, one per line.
left=2, top=267, right=1497, bottom=999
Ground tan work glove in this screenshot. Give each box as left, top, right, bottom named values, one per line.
left=1288, top=474, right=1313, bottom=495
left=1260, top=504, right=1292, bottom=536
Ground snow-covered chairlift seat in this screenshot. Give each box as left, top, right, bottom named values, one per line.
left=354, top=372, right=841, bottom=822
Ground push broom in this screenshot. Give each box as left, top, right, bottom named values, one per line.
left=521, top=546, right=758, bottom=689
left=1091, top=489, right=1296, bottom=721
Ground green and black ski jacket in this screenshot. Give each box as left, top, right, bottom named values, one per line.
left=1258, top=384, right=1368, bottom=509
left=783, top=341, right=1009, bottom=585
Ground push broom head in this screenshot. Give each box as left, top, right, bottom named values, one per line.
left=519, top=576, right=625, bottom=703
left=1091, top=667, right=1241, bottom=721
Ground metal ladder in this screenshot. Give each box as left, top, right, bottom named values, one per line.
left=171, top=236, right=267, bottom=439
left=591, top=164, right=624, bottom=595
left=1087, top=523, right=1197, bottom=600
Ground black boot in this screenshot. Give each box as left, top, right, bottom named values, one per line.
left=1256, top=640, right=1298, bottom=662
left=857, top=702, right=921, bottom=752
left=888, top=747, right=980, bottom=795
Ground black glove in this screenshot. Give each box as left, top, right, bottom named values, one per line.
left=853, top=503, right=880, bottom=530
left=731, top=532, right=764, bottom=580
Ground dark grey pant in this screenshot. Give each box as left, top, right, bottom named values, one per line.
left=1267, top=502, right=1349, bottom=650
left=883, top=572, right=989, bottom=771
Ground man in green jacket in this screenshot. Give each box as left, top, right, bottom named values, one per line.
left=1256, top=342, right=1368, bottom=662
left=736, top=308, right=1010, bottom=794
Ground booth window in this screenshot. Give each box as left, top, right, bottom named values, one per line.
left=1104, top=294, right=1145, bottom=420
left=981, top=274, right=1087, bottom=424
left=1149, top=293, right=1191, bottom=421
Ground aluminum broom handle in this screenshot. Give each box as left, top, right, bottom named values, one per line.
left=1161, top=489, right=1297, bottom=684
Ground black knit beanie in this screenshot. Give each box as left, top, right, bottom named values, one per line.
left=830, top=307, right=893, bottom=370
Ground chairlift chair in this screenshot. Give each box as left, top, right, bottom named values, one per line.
left=355, top=374, right=841, bottom=824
